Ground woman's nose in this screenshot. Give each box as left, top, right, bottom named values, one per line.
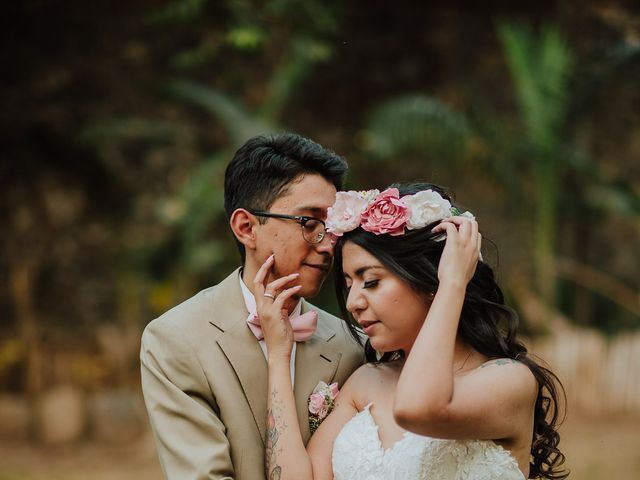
left=346, top=286, right=365, bottom=314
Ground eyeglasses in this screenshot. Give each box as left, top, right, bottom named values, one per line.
left=250, top=211, right=330, bottom=245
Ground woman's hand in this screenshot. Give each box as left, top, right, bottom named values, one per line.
left=431, top=216, right=481, bottom=289
left=253, top=254, right=302, bottom=361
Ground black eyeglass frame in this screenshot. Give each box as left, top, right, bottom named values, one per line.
left=249, top=210, right=329, bottom=244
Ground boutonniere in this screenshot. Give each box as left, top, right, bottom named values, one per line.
left=308, top=381, right=339, bottom=434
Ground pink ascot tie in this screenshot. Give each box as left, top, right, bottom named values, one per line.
left=247, top=310, right=318, bottom=342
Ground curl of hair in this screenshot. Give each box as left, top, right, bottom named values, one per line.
left=334, top=182, right=567, bottom=479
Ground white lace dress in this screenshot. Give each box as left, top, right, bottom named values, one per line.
left=332, top=404, right=526, bottom=480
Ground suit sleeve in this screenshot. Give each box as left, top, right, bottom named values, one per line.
left=140, top=319, right=234, bottom=480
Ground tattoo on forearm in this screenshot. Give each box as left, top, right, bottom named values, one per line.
left=266, top=389, right=286, bottom=479
left=480, top=358, right=518, bottom=368
left=265, top=408, right=278, bottom=464
left=269, top=466, right=282, bottom=480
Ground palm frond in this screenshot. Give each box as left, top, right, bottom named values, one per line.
left=498, top=23, right=572, bottom=149
left=362, top=94, right=471, bottom=163
left=147, top=0, right=209, bottom=25
left=179, top=153, right=226, bottom=243
left=79, top=118, right=188, bottom=146
left=259, top=36, right=332, bottom=121
left=585, top=184, right=640, bottom=217
left=165, top=80, right=274, bottom=148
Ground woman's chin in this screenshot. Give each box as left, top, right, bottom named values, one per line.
left=369, top=338, right=403, bottom=355
left=369, top=339, right=388, bottom=352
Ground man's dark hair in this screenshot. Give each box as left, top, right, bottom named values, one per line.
left=224, top=132, right=348, bottom=262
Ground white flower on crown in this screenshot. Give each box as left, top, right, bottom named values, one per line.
left=326, top=189, right=379, bottom=236
left=404, top=189, right=453, bottom=229
left=358, top=189, right=380, bottom=204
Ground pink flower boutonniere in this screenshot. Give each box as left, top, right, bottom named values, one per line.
left=308, top=381, right=339, bottom=434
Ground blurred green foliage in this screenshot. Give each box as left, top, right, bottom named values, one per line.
left=1, top=0, right=639, bottom=393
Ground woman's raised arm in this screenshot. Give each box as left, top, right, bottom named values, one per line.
left=394, top=217, right=536, bottom=441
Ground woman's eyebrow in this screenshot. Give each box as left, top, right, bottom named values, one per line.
left=354, top=265, right=384, bottom=277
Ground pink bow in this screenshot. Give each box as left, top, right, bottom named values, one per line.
left=247, top=310, right=318, bottom=342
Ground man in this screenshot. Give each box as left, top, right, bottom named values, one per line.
left=140, top=133, right=363, bottom=479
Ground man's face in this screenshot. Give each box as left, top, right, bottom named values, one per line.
left=252, top=174, right=337, bottom=299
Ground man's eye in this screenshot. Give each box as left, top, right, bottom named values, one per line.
left=363, top=280, right=379, bottom=289
left=302, top=219, right=321, bottom=230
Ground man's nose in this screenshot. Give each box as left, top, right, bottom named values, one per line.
left=314, top=232, right=335, bottom=254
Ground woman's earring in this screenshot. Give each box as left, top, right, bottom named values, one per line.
left=426, top=292, right=435, bottom=305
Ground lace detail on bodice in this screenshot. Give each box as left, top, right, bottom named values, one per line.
left=332, top=404, right=526, bottom=480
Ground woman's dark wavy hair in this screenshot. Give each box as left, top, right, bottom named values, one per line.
left=334, top=182, right=567, bottom=479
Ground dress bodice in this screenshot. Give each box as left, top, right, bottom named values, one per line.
left=332, top=404, right=526, bottom=480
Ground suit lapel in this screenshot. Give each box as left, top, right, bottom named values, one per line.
left=210, top=275, right=343, bottom=445
left=210, top=270, right=269, bottom=444
left=294, top=301, right=341, bottom=442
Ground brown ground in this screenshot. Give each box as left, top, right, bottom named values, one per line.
left=558, top=414, right=640, bottom=480
left=0, top=415, right=638, bottom=479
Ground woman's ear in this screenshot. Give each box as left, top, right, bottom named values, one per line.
left=229, top=209, right=258, bottom=251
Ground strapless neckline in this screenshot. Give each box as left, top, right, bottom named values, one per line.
left=332, top=403, right=527, bottom=480
left=358, top=403, right=415, bottom=453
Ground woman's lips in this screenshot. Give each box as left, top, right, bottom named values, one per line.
left=359, top=320, right=380, bottom=335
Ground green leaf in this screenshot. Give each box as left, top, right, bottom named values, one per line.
left=363, top=94, right=471, bottom=163
left=79, top=118, right=187, bottom=146
left=260, top=37, right=332, bottom=121
left=165, top=80, right=275, bottom=147
left=498, top=23, right=572, bottom=149
left=147, top=0, right=209, bottom=25
left=226, top=26, right=265, bottom=50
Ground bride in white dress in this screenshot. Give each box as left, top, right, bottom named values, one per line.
left=255, top=183, right=567, bottom=480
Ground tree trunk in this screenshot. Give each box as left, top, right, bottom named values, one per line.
left=9, top=261, right=42, bottom=441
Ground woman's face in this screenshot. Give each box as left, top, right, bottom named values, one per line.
left=342, top=241, right=431, bottom=353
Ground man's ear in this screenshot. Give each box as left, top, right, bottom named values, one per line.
left=229, top=208, right=258, bottom=251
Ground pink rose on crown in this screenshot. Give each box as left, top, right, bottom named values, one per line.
left=361, top=188, right=409, bottom=236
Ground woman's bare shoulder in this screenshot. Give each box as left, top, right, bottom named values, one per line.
left=478, top=357, right=526, bottom=369
left=340, top=361, right=399, bottom=401
left=344, top=361, right=387, bottom=382
left=477, top=358, right=536, bottom=380
left=470, top=357, right=538, bottom=401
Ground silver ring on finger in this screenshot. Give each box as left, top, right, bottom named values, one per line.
left=263, top=292, right=276, bottom=300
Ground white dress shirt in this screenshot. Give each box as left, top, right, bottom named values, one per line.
left=240, top=276, right=298, bottom=386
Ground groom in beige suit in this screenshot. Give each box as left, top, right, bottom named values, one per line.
left=141, top=133, right=363, bottom=479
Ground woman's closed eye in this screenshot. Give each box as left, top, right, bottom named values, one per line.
left=363, top=279, right=379, bottom=289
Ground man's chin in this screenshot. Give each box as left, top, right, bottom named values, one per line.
left=298, top=282, right=324, bottom=299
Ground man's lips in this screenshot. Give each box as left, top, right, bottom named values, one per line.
left=303, top=263, right=330, bottom=272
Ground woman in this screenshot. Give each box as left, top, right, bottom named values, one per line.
left=255, top=183, right=566, bottom=479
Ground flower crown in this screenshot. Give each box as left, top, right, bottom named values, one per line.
left=326, top=187, right=474, bottom=237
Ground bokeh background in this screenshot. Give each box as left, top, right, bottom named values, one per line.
left=1, top=1, right=639, bottom=478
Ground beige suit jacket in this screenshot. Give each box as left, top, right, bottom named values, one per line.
left=141, top=268, right=363, bottom=480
